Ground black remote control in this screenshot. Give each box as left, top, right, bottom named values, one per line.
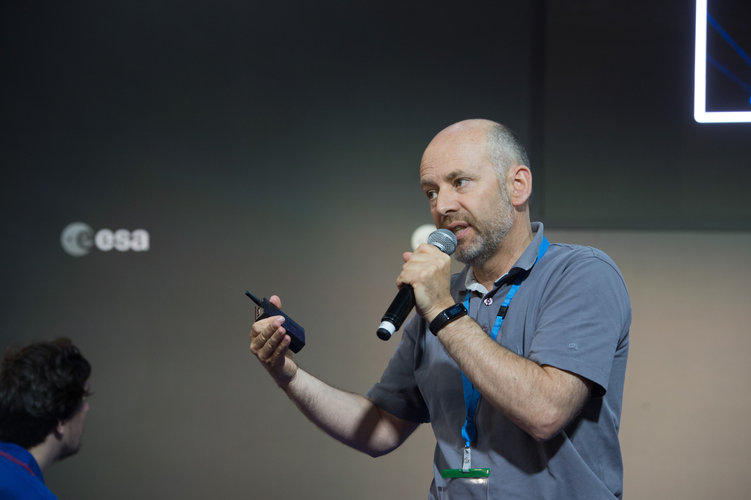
left=245, top=291, right=306, bottom=353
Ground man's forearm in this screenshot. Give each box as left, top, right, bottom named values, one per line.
left=436, top=316, right=590, bottom=441
left=281, top=368, right=418, bottom=457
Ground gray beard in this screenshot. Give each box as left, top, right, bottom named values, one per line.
left=454, top=195, right=513, bottom=267
left=454, top=218, right=510, bottom=266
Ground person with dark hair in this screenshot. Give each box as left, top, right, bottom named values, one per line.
left=0, top=337, right=91, bottom=500
left=250, top=119, right=630, bottom=498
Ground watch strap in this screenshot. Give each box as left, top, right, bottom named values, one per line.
left=429, top=303, right=468, bottom=335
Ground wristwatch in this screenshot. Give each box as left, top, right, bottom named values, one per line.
left=429, top=303, right=468, bottom=335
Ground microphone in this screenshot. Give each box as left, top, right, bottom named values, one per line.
left=376, top=229, right=457, bottom=340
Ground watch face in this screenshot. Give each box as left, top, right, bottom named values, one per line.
left=447, top=304, right=465, bottom=316
left=430, top=303, right=467, bottom=335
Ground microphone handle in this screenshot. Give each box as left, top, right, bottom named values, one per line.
left=376, top=229, right=457, bottom=341
left=376, top=285, right=414, bottom=340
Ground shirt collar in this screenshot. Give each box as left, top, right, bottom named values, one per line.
left=459, top=221, right=546, bottom=295
left=0, top=441, right=45, bottom=481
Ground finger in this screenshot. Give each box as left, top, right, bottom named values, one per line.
left=259, top=329, right=289, bottom=362
left=250, top=317, right=285, bottom=350
left=266, top=333, right=292, bottom=364
left=269, top=295, right=282, bottom=308
left=255, top=314, right=285, bottom=332
left=262, top=328, right=284, bottom=353
left=249, top=317, right=269, bottom=342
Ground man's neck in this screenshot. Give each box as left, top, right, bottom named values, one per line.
left=471, top=219, right=534, bottom=290
left=28, top=436, right=58, bottom=472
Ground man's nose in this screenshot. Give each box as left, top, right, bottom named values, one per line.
left=435, top=189, right=460, bottom=216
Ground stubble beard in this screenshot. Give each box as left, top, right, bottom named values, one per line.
left=57, top=439, right=82, bottom=461
left=453, top=190, right=514, bottom=267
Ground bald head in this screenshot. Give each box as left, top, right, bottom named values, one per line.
left=423, top=119, right=530, bottom=182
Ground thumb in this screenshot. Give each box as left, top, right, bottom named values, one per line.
left=269, top=295, right=283, bottom=308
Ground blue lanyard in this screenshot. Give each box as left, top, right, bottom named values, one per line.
left=459, top=237, right=549, bottom=457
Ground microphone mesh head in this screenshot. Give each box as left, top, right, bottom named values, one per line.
left=427, top=229, right=457, bottom=255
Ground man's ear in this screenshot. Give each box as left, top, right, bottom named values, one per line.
left=53, top=421, right=65, bottom=439
left=507, top=164, right=532, bottom=207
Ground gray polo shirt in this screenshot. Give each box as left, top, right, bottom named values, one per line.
left=367, top=222, right=630, bottom=499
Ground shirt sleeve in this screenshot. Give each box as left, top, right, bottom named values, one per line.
left=528, top=248, right=631, bottom=397
left=366, top=314, right=431, bottom=423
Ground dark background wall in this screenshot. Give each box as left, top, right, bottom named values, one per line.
left=1, top=1, right=749, bottom=498
left=539, top=1, right=750, bottom=229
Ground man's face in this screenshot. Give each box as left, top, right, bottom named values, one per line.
left=419, top=129, right=514, bottom=266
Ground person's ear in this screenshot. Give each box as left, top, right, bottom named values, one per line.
left=53, top=421, right=65, bottom=439
left=507, top=164, right=532, bottom=207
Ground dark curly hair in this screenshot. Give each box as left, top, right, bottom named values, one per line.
left=0, top=337, right=91, bottom=448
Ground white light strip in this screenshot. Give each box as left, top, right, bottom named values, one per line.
left=694, top=0, right=708, bottom=122
left=694, top=0, right=751, bottom=123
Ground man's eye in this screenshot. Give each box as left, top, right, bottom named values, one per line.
left=455, top=178, right=469, bottom=188
left=426, top=190, right=437, bottom=200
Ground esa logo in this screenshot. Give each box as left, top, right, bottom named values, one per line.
left=61, top=222, right=150, bottom=257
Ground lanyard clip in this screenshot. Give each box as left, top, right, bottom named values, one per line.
left=462, top=446, right=472, bottom=472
